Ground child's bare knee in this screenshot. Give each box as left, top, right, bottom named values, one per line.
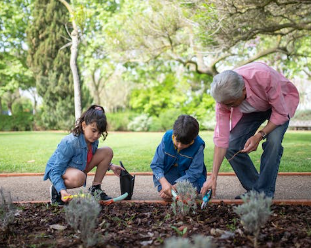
left=99, top=146, right=113, bottom=159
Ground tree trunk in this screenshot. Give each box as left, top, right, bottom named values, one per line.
left=58, top=0, right=82, bottom=120
left=71, top=29, right=82, bottom=119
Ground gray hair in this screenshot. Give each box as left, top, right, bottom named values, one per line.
left=210, top=70, right=245, bottom=103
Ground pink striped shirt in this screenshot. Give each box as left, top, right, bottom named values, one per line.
left=213, top=62, right=299, bottom=148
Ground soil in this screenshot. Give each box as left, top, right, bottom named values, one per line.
left=1, top=202, right=311, bottom=248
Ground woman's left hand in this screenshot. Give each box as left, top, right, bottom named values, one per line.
left=109, top=164, right=125, bottom=177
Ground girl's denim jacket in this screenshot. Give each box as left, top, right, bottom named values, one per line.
left=43, top=133, right=98, bottom=193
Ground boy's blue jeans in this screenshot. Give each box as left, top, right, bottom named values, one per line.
left=225, top=109, right=289, bottom=198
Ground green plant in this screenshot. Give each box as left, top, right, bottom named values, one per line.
left=0, top=188, right=16, bottom=236
left=65, top=195, right=103, bottom=248
left=171, top=181, right=197, bottom=217
left=171, top=225, right=188, bottom=237
left=234, top=191, right=272, bottom=248
left=226, top=217, right=238, bottom=231
left=164, top=235, right=214, bottom=248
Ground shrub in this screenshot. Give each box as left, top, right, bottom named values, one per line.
left=234, top=191, right=272, bottom=248
left=171, top=181, right=197, bottom=217
left=65, top=195, right=103, bottom=247
left=0, top=113, right=34, bottom=131
left=106, top=111, right=139, bottom=131
left=127, top=114, right=152, bottom=131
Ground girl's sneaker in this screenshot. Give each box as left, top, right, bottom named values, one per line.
left=50, top=185, right=65, bottom=205
left=88, top=184, right=112, bottom=201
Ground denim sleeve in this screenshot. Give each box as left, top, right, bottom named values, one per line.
left=175, top=145, right=205, bottom=183
left=49, top=140, right=75, bottom=193
left=150, top=139, right=166, bottom=181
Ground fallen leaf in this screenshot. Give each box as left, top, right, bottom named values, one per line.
left=49, top=224, right=67, bottom=231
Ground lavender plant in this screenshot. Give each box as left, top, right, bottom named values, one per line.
left=234, top=191, right=272, bottom=248
left=65, top=194, right=102, bottom=248
left=164, top=235, right=214, bottom=248
left=171, top=180, right=197, bottom=217
left=0, top=188, right=16, bottom=236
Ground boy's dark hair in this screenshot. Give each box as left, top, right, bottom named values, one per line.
left=72, top=105, right=108, bottom=140
left=173, top=115, right=199, bottom=144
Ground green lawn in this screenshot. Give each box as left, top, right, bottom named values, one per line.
left=0, top=131, right=310, bottom=173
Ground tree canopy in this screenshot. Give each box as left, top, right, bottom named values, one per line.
left=1, top=0, right=310, bottom=130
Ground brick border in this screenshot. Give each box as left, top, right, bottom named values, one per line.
left=2, top=172, right=311, bottom=177
left=13, top=199, right=311, bottom=206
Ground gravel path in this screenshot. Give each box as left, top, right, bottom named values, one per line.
left=1, top=174, right=310, bottom=202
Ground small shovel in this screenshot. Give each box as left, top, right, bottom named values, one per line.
left=100, top=192, right=129, bottom=205
left=63, top=192, right=129, bottom=205
left=201, top=189, right=212, bottom=209
left=171, top=189, right=192, bottom=204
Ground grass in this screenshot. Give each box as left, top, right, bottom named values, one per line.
left=0, top=131, right=310, bottom=173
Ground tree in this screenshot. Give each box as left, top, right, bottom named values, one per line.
left=27, top=0, right=76, bottom=129
left=0, top=0, right=35, bottom=114
left=103, top=0, right=311, bottom=77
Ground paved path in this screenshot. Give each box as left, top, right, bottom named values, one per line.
left=1, top=174, right=311, bottom=202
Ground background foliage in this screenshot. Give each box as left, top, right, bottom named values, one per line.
left=0, top=0, right=311, bottom=131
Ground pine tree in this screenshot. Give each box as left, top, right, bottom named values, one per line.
left=27, top=0, right=76, bottom=129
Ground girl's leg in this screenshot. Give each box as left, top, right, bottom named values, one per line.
left=84, top=146, right=113, bottom=185
left=62, top=167, right=86, bottom=189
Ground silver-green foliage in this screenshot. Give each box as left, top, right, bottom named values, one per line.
left=0, top=188, right=16, bottom=232
left=65, top=195, right=102, bottom=248
left=171, top=180, right=197, bottom=216
left=164, top=235, right=214, bottom=248
left=234, top=191, right=272, bottom=247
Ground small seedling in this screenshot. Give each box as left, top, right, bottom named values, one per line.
left=171, top=181, right=197, bottom=217
left=234, top=191, right=272, bottom=248
left=171, top=225, right=187, bottom=237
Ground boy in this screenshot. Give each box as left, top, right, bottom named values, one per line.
left=150, top=115, right=207, bottom=200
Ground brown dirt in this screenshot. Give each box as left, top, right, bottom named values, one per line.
left=1, top=202, right=311, bottom=248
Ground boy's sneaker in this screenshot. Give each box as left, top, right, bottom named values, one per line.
left=88, top=184, right=112, bottom=201
left=50, top=185, right=65, bottom=205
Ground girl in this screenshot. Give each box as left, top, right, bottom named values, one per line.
left=43, top=105, right=124, bottom=205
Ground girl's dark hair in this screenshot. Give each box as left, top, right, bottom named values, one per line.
left=173, top=115, right=199, bottom=144
left=72, top=105, right=108, bottom=140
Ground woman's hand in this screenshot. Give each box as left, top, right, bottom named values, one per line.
left=109, top=164, right=125, bottom=177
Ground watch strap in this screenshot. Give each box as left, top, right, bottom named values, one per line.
left=258, top=130, right=267, bottom=140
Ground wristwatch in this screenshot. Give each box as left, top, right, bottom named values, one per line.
left=258, top=130, right=267, bottom=140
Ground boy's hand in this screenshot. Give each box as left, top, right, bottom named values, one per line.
left=159, top=178, right=173, bottom=199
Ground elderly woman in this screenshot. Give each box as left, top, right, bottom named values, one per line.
left=201, top=62, right=299, bottom=199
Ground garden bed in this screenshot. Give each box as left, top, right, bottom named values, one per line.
left=1, top=202, right=311, bottom=248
